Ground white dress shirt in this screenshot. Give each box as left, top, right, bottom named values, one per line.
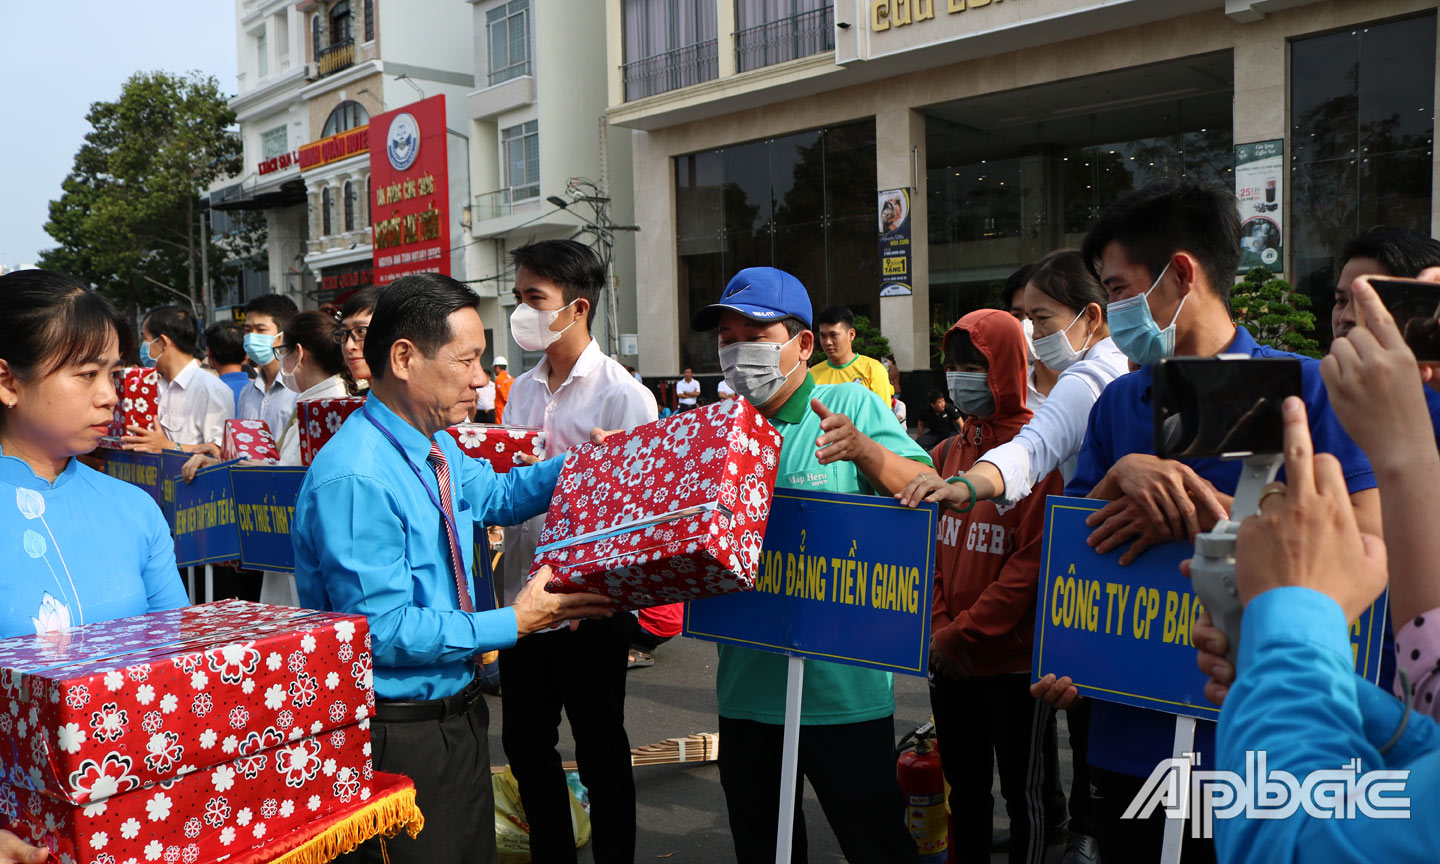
left=237, top=369, right=299, bottom=443
left=156, top=359, right=235, bottom=446
left=979, top=337, right=1129, bottom=504
left=501, top=338, right=658, bottom=605
left=475, top=381, right=496, bottom=411
left=716, top=379, right=736, bottom=401
left=675, top=377, right=701, bottom=406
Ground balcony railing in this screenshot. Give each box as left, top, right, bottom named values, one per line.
left=735, top=6, right=834, bottom=73
left=622, top=40, right=718, bottom=101
left=317, top=37, right=355, bottom=78
left=474, top=188, right=514, bottom=222
left=489, top=58, right=531, bottom=88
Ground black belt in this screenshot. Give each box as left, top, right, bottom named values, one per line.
left=373, top=674, right=485, bottom=723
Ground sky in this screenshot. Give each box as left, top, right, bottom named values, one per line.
left=0, top=2, right=237, bottom=270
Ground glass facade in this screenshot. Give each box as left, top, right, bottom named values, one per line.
left=925, top=53, right=1235, bottom=343
left=1290, top=12, right=1436, bottom=343
left=675, top=120, right=877, bottom=372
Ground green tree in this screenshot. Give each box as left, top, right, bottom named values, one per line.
left=39, top=70, right=259, bottom=317
left=852, top=313, right=892, bottom=361
left=1231, top=267, right=1321, bottom=358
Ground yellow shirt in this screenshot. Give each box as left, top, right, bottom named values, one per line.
left=811, top=354, right=894, bottom=406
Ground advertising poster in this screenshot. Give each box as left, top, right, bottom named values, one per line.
left=370, top=94, right=451, bottom=285
left=878, top=188, right=913, bottom=297
left=1235, top=140, right=1284, bottom=273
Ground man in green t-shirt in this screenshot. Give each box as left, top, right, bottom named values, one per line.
left=692, top=266, right=936, bottom=862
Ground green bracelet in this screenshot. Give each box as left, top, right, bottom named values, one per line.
left=945, top=475, right=977, bottom=514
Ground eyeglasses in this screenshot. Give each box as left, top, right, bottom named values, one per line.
left=333, top=326, right=368, bottom=345
left=274, top=344, right=296, bottom=361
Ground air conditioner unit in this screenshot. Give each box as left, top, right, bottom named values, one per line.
left=305, top=62, right=320, bottom=81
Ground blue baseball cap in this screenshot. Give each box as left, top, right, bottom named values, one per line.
left=691, top=267, right=813, bottom=331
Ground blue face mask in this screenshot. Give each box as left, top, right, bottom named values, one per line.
left=244, top=332, right=276, bottom=366
left=139, top=338, right=162, bottom=368
left=1107, top=261, right=1185, bottom=367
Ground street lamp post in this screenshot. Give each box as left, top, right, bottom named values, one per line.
left=547, top=178, right=639, bottom=358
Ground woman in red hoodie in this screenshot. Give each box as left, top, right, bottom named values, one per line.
left=900, top=309, right=1066, bottom=864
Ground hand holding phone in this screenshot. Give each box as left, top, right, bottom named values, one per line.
left=1357, top=275, right=1440, bottom=363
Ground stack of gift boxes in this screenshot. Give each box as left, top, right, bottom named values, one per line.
left=0, top=600, right=378, bottom=863
left=296, top=397, right=367, bottom=466
left=444, top=424, right=546, bottom=473
left=222, top=419, right=280, bottom=462
left=101, top=368, right=160, bottom=447
left=533, top=399, right=781, bottom=609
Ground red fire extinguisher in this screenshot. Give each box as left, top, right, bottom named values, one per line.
left=897, top=722, right=950, bottom=864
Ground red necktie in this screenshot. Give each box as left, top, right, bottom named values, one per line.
left=427, top=442, right=474, bottom=613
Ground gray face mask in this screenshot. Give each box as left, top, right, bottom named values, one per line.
left=719, top=333, right=802, bottom=408
left=946, top=370, right=994, bottom=418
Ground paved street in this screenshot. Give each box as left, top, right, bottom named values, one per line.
left=484, top=633, right=1077, bottom=862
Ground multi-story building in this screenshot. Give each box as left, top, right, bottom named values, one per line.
left=465, top=0, right=639, bottom=373
left=225, top=0, right=477, bottom=309
left=606, top=0, right=1438, bottom=385
left=219, top=0, right=314, bottom=307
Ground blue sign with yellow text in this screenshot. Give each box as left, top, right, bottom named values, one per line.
left=683, top=488, right=937, bottom=676
left=172, top=460, right=242, bottom=566
left=1033, top=496, right=1388, bottom=719
left=100, top=449, right=189, bottom=516
left=231, top=465, right=307, bottom=572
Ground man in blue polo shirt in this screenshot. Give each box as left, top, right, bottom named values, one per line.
left=294, top=274, right=614, bottom=864
left=1033, top=182, right=1379, bottom=864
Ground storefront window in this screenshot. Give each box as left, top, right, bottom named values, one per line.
left=675, top=119, right=877, bottom=371
left=1290, top=12, right=1435, bottom=342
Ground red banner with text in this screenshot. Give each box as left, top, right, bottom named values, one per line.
left=369, top=94, right=450, bottom=285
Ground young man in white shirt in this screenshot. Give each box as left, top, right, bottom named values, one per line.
left=237, top=294, right=299, bottom=442
left=500, top=239, right=657, bottom=864
left=122, top=305, right=235, bottom=452
left=675, top=367, right=701, bottom=410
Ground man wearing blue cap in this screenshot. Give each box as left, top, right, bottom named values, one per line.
left=692, top=266, right=935, bottom=862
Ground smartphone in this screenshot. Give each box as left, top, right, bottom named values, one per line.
left=1360, top=276, right=1440, bottom=363
left=1153, top=357, right=1303, bottom=460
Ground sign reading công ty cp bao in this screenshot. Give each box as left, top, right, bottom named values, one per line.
left=1033, top=496, right=1388, bottom=719
left=684, top=488, right=937, bottom=676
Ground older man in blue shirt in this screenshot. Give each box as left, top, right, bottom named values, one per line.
left=294, top=273, right=613, bottom=864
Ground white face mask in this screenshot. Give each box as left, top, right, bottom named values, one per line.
left=1021, top=317, right=1036, bottom=362
left=277, top=346, right=302, bottom=393
left=946, top=370, right=994, bottom=418
left=719, top=333, right=802, bottom=408
left=510, top=299, right=579, bottom=353
left=1031, top=309, right=1093, bottom=373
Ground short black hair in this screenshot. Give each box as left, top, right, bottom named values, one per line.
left=815, top=306, right=855, bottom=329
left=363, top=274, right=479, bottom=381
left=1081, top=181, right=1241, bottom=304
left=926, top=389, right=945, bottom=403
left=1026, top=249, right=1109, bottom=319
left=511, top=239, right=603, bottom=327
left=1340, top=226, right=1440, bottom=277
left=781, top=317, right=808, bottom=339
left=142, top=305, right=201, bottom=356
left=340, top=285, right=386, bottom=320
left=0, top=269, right=133, bottom=381
left=1003, top=262, right=1036, bottom=310
left=245, top=293, right=298, bottom=330
left=204, top=321, right=246, bottom=366
left=943, top=329, right=987, bottom=369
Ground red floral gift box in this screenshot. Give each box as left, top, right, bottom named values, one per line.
left=296, top=396, right=366, bottom=466
left=0, top=600, right=374, bottom=806
left=532, top=399, right=781, bottom=609
left=222, top=419, right=280, bottom=463
left=107, top=367, right=160, bottom=440
left=444, top=424, right=546, bottom=473
left=3, top=719, right=374, bottom=864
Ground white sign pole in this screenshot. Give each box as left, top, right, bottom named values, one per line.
left=774, top=655, right=805, bottom=864
left=1160, top=699, right=1198, bottom=862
